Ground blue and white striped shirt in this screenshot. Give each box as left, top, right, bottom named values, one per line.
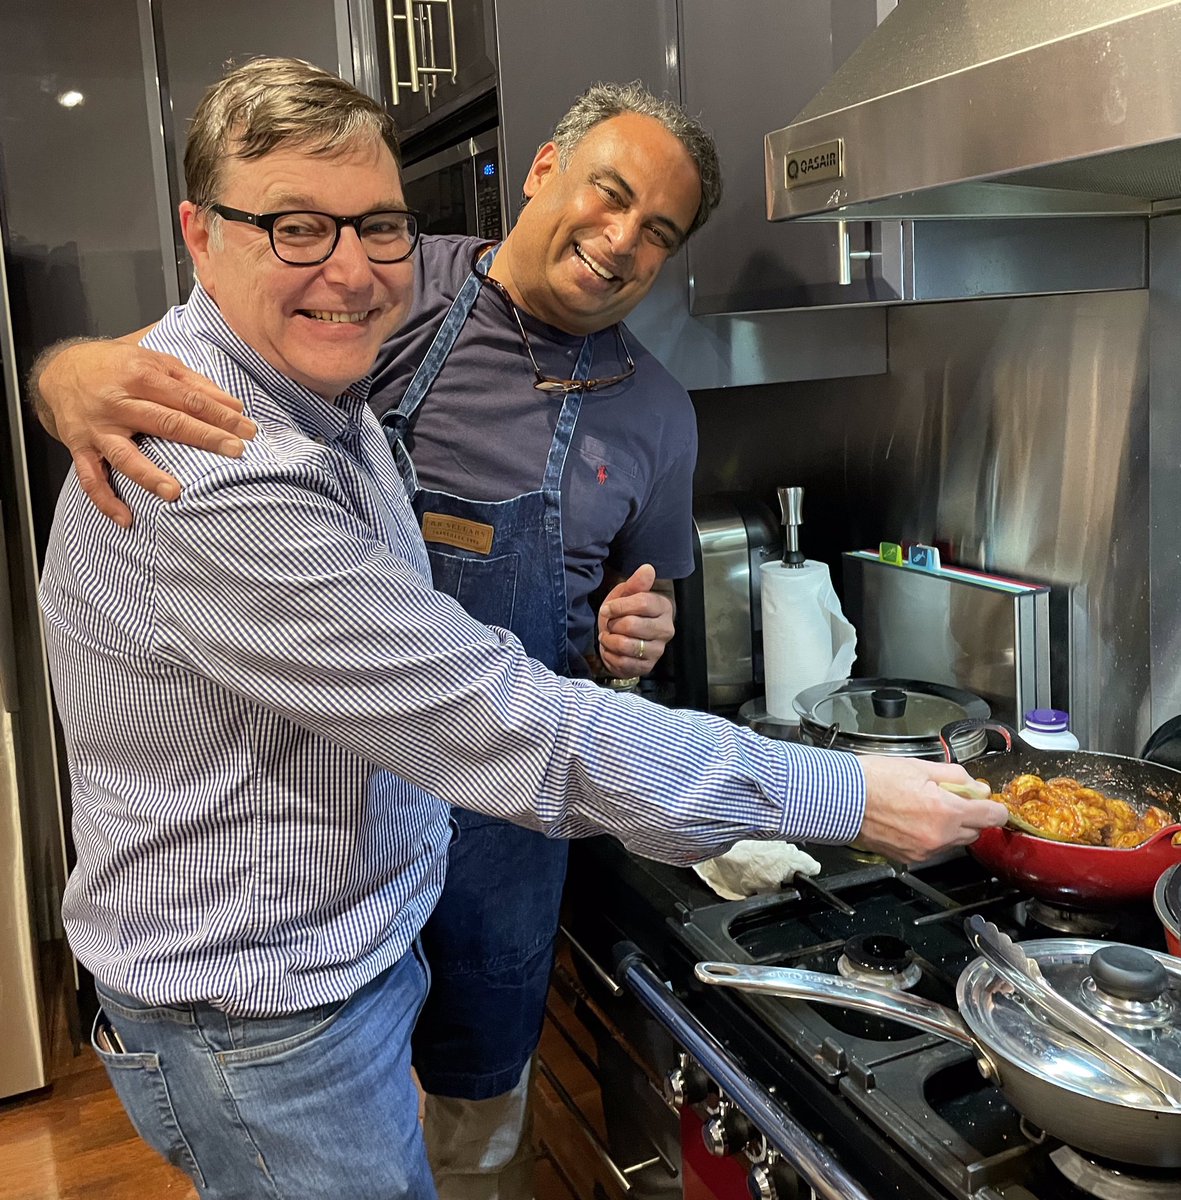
left=40, top=284, right=865, bottom=1016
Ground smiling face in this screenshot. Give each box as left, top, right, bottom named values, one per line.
left=492, top=113, right=702, bottom=335
left=180, top=138, right=414, bottom=399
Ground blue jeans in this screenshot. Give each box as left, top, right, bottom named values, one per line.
left=92, top=946, right=436, bottom=1199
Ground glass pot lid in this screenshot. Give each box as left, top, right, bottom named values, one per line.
left=958, top=938, right=1181, bottom=1110
left=793, top=677, right=990, bottom=743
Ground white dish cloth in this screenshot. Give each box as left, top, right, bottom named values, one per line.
left=693, top=840, right=822, bottom=901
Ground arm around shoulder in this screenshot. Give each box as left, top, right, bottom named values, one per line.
left=29, top=331, right=257, bottom=527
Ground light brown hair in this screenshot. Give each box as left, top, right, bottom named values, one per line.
left=184, top=56, right=402, bottom=210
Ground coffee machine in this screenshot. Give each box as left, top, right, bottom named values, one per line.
left=672, top=495, right=781, bottom=711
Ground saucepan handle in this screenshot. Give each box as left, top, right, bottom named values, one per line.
left=940, top=719, right=1020, bottom=764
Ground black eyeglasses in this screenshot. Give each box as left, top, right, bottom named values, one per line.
left=472, top=249, right=636, bottom=394
left=208, top=204, right=421, bottom=266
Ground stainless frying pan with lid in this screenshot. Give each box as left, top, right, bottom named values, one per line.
left=695, top=920, right=1181, bottom=1168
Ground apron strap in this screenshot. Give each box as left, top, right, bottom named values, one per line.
left=380, top=245, right=498, bottom=492
left=539, top=335, right=595, bottom=495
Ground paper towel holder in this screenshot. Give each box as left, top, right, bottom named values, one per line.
left=777, top=486, right=806, bottom=567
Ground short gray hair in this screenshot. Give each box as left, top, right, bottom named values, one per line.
left=185, top=56, right=402, bottom=211
left=551, top=81, right=722, bottom=238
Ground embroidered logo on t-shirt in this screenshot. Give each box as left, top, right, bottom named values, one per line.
left=596, top=465, right=608, bottom=485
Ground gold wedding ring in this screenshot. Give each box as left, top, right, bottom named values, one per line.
left=637, top=639, right=646, bottom=661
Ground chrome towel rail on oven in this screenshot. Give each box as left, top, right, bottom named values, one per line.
left=615, top=946, right=878, bottom=1200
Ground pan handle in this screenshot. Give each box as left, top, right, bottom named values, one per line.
left=1132, top=823, right=1181, bottom=849
left=815, top=721, right=840, bottom=750
left=940, top=719, right=1020, bottom=764
left=694, top=961, right=977, bottom=1049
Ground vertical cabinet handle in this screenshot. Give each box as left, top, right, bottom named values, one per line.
left=416, top=5, right=432, bottom=96
left=416, top=0, right=458, bottom=87
left=385, top=0, right=458, bottom=106
left=385, top=0, right=422, bottom=102
left=837, top=219, right=882, bottom=285
left=424, top=3, right=438, bottom=97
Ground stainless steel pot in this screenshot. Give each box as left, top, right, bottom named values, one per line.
left=793, top=676, right=990, bottom=759
left=695, top=932, right=1181, bottom=1168
left=1155, top=862, right=1181, bottom=957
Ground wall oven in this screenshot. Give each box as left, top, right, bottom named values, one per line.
left=402, top=128, right=505, bottom=242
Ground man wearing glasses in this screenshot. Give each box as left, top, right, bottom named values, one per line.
left=32, top=66, right=1003, bottom=1200
left=34, top=73, right=712, bottom=1199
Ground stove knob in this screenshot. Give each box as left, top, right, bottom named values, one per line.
left=703, top=1106, right=754, bottom=1157
left=747, top=1158, right=800, bottom=1200
left=664, top=1061, right=712, bottom=1109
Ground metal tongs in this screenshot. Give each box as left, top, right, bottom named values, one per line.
left=965, top=915, right=1181, bottom=1109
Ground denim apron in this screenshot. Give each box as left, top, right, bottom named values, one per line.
left=381, top=245, right=590, bottom=1098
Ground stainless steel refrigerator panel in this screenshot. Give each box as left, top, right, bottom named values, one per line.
left=0, top=216, right=65, bottom=1100
left=0, top=707, right=47, bottom=1095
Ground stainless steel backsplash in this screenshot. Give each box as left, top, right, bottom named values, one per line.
left=690, top=287, right=1151, bottom=754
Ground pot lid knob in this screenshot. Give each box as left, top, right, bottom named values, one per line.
left=1090, top=945, right=1168, bottom=1002
left=871, top=687, right=907, bottom=719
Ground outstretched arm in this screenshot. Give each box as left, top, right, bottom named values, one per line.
left=29, top=334, right=256, bottom=527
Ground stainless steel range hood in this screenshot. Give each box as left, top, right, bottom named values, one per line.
left=766, top=0, right=1181, bottom=222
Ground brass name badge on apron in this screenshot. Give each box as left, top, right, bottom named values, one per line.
left=421, top=512, right=495, bottom=555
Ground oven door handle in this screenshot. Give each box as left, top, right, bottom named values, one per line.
left=616, top=947, right=880, bottom=1200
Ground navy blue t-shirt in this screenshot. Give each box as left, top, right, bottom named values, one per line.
left=368, top=234, right=697, bottom=664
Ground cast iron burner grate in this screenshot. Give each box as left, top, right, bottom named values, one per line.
left=1024, top=900, right=1121, bottom=938
left=1050, top=1146, right=1181, bottom=1199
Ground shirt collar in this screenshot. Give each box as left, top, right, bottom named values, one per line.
left=184, top=283, right=374, bottom=441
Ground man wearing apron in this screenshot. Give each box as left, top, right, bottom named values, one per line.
left=29, top=83, right=721, bottom=1199
left=371, top=87, right=713, bottom=1194
left=380, top=244, right=597, bottom=1195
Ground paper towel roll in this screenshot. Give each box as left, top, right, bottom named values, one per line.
left=760, top=560, right=857, bottom=719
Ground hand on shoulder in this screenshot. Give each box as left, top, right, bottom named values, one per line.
left=35, top=337, right=255, bottom=527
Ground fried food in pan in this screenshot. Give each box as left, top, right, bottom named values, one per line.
left=991, top=773, right=1171, bottom=848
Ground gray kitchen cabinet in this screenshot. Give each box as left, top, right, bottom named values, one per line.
left=680, top=0, right=899, bottom=313
left=492, top=0, right=888, bottom=389
left=381, top=0, right=497, bottom=139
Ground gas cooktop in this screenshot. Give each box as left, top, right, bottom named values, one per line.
left=568, top=839, right=1177, bottom=1200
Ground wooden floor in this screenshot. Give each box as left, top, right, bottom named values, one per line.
left=0, top=1044, right=200, bottom=1200
left=0, top=1022, right=587, bottom=1200
left=0, top=932, right=605, bottom=1199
